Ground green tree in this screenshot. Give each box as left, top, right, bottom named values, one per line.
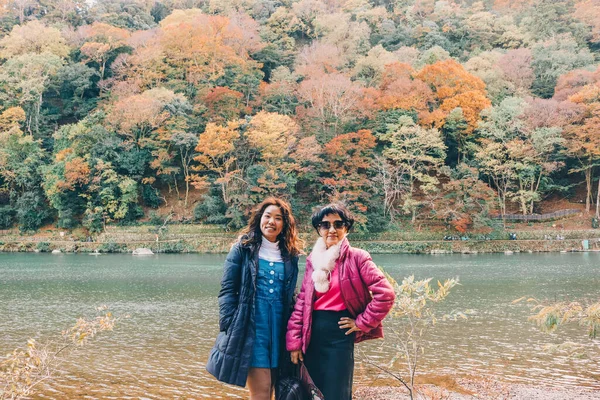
left=476, top=97, right=565, bottom=216
left=170, top=131, right=198, bottom=207
left=0, top=53, right=63, bottom=136
left=531, top=34, right=595, bottom=98
left=380, top=116, right=446, bottom=222
left=45, top=62, right=100, bottom=125
left=520, top=0, right=585, bottom=43
left=436, top=163, right=496, bottom=232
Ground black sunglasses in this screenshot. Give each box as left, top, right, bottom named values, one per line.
left=317, top=221, right=346, bottom=230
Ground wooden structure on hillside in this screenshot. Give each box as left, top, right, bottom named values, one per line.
left=492, top=209, right=581, bottom=222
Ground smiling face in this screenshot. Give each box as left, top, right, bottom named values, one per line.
left=318, top=213, right=347, bottom=248
left=260, top=205, right=284, bottom=242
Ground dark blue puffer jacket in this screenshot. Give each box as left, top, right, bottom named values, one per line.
left=206, top=238, right=299, bottom=387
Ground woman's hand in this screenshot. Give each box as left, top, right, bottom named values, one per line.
left=290, top=350, right=304, bottom=364
left=338, top=317, right=362, bottom=335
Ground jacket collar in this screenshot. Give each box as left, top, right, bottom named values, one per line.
left=308, top=236, right=350, bottom=263
left=338, top=236, right=351, bottom=262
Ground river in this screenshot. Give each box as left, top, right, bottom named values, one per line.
left=0, top=252, right=598, bottom=398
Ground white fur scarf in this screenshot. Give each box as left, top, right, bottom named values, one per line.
left=311, top=237, right=341, bottom=293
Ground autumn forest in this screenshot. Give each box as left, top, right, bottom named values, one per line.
left=0, top=0, right=599, bottom=233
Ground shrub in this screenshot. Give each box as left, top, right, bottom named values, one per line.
left=36, top=242, right=51, bottom=252
left=98, top=241, right=126, bottom=253
left=142, top=185, right=162, bottom=209
left=16, top=191, right=52, bottom=233
left=373, top=274, right=461, bottom=400
left=0, top=205, right=15, bottom=229
left=193, top=194, right=227, bottom=224
left=57, top=207, right=78, bottom=229
left=148, top=211, right=163, bottom=226
left=160, top=240, right=190, bottom=253
left=83, top=208, right=104, bottom=233
left=71, top=228, right=88, bottom=242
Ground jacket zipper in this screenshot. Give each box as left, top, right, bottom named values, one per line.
left=338, top=258, right=353, bottom=317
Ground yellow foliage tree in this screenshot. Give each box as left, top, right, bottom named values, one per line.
left=0, top=20, right=70, bottom=59
left=192, top=121, right=241, bottom=206
left=246, top=111, right=298, bottom=163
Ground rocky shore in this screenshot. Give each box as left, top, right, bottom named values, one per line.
left=354, top=380, right=600, bottom=399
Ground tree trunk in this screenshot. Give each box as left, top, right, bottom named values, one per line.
left=173, top=175, right=180, bottom=199
left=100, top=59, right=106, bottom=80
left=530, top=172, right=543, bottom=214
left=185, top=178, right=190, bottom=208
left=35, top=92, right=43, bottom=135
left=596, top=173, right=600, bottom=219
left=585, top=167, right=592, bottom=213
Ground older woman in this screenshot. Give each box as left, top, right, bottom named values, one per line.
left=286, top=203, right=395, bottom=400
left=207, top=197, right=304, bottom=400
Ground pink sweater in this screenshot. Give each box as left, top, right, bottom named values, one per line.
left=314, top=267, right=346, bottom=311
left=286, top=238, right=396, bottom=353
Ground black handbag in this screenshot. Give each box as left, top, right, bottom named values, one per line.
left=275, top=374, right=308, bottom=400
left=275, top=361, right=325, bottom=400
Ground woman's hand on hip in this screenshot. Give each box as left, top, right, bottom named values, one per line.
left=339, top=317, right=362, bottom=335
left=290, top=350, right=303, bottom=364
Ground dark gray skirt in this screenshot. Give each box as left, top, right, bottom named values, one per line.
left=304, top=310, right=355, bottom=400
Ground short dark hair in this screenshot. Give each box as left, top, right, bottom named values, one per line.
left=311, top=203, right=355, bottom=233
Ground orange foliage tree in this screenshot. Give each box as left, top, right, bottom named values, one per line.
left=202, top=87, right=245, bottom=125
left=60, top=156, right=90, bottom=191
left=415, top=59, right=491, bottom=163
left=107, top=88, right=185, bottom=144
left=159, top=9, right=263, bottom=84
left=375, top=62, right=434, bottom=117
left=79, top=22, right=130, bottom=80
left=563, top=71, right=600, bottom=215
left=416, top=59, right=491, bottom=132
left=296, top=72, right=365, bottom=142
left=321, top=129, right=376, bottom=222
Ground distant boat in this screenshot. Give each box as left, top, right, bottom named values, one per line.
left=89, top=250, right=101, bottom=256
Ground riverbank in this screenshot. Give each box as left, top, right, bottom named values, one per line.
left=355, top=381, right=600, bottom=399
left=0, top=224, right=599, bottom=254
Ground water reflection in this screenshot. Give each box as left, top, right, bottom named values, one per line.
left=0, top=252, right=598, bottom=398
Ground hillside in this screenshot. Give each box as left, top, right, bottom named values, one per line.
left=0, top=0, right=598, bottom=234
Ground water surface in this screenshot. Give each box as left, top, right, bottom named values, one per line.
left=0, top=252, right=598, bottom=398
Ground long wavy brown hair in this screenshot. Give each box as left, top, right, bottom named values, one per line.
left=240, top=197, right=304, bottom=257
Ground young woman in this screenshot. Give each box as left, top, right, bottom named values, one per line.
left=286, top=203, right=395, bottom=400
left=206, top=197, right=304, bottom=400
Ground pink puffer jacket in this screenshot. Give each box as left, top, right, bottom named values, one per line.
left=286, top=238, right=396, bottom=353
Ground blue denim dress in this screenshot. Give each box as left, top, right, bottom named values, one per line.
left=250, top=258, right=284, bottom=368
